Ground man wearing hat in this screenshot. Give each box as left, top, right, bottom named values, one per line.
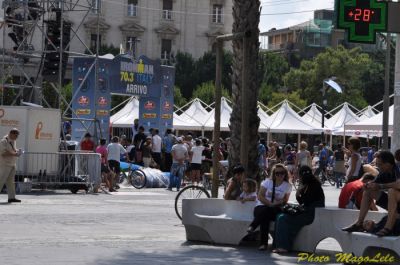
left=0, top=128, right=22, bottom=203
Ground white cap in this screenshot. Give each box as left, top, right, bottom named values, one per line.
left=177, top=137, right=183, bottom=142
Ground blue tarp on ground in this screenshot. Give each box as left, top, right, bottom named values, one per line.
left=119, top=162, right=170, bottom=188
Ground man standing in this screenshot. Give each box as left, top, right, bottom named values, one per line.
left=163, top=129, right=175, bottom=172
left=0, top=128, right=22, bottom=203
left=107, top=136, right=128, bottom=190
left=167, top=137, right=188, bottom=191
left=151, top=129, right=162, bottom=168
left=133, top=126, right=146, bottom=165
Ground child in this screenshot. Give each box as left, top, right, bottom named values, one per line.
left=238, top=178, right=257, bottom=203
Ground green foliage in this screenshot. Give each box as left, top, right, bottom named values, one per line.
left=174, top=52, right=196, bottom=100
left=192, top=81, right=231, bottom=105
left=259, top=52, right=289, bottom=88
left=58, top=82, right=72, bottom=115
left=283, top=46, right=378, bottom=109
left=174, top=86, right=187, bottom=107
left=174, top=50, right=233, bottom=100
left=267, top=91, right=307, bottom=109
left=258, top=83, right=273, bottom=105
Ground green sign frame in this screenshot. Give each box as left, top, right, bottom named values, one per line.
left=336, top=0, right=388, bottom=43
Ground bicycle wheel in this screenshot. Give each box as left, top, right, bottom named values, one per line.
left=174, top=185, right=210, bottom=220
left=327, top=174, right=336, bottom=186
left=130, top=169, right=147, bottom=189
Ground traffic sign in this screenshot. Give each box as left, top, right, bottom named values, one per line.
left=336, top=0, right=388, bottom=43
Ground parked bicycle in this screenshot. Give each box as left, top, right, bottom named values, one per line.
left=174, top=160, right=228, bottom=220
left=119, top=162, right=147, bottom=189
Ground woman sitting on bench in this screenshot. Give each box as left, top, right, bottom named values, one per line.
left=247, top=164, right=292, bottom=251
left=273, top=165, right=325, bottom=253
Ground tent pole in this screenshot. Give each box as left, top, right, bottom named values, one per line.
left=330, top=133, right=333, bottom=148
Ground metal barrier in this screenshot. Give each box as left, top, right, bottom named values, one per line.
left=15, top=152, right=101, bottom=193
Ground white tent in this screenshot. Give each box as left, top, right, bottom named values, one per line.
left=358, top=106, right=376, bottom=120
left=203, top=97, right=233, bottom=131
left=345, top=105, right=394, bottom=134
left=266, top=101, right=322, bottom=134
left=110, top=97, right=139, bottom=128
left=258, top=107, right=270, bottom=132
left=326, top=103, right=360, bottom=132
left=173, top=113, right=204, bottom=131
left=179, top=98, right=210, bottom=125
left=303, top=103, right=323, bottom=127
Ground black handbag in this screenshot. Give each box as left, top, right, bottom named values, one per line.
left=281, top=203, right=305, bottom=216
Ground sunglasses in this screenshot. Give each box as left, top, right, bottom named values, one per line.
left=275, top=171, right=286, bottom=176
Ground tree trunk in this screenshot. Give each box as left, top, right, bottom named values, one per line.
left=229, top=0, right=261, bottom=179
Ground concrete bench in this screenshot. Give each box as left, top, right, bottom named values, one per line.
left=182, top=199, right=256, bottom=245
left=182, top=199, right=400, bottom=257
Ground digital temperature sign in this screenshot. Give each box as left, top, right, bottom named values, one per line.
left=336, top=0, right=388, bottom=43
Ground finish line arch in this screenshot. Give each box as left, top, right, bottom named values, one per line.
left=71, top=55, right=175, bottom=141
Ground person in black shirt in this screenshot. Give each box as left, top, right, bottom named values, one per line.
left=273, top=165, right=325, bottom=253
left=133, top=126, right=146, bottom=165
left=342, top=151, right=399, bottom=233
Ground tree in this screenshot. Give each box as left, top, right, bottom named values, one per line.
left=192, top=81, right=230, bottom=105
left=174, top=86, right=187, bottom=107
left=267, top=91, right=307, bottom=109
left=259, top=51, right=289, bottom=89
left=174, top=50, right=233, bottom=100
left=283, top=46, right=375, bottom=110
left=174, top=52, right=197, bottom=100
left=229, top=0, right=261, bottom=179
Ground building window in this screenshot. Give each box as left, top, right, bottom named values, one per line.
left=127, top=0, right=138, bottom=17
left=91, top=0, right=101, bottom=13
left=162, top=0, right=173, bottom=20
left=212, top=5, right=223, bottom=23
left=161, top=39, right=172, bottom=60
left=90, top=34, right=101, bottom=50
left=126, top=36, right=137, bottom=56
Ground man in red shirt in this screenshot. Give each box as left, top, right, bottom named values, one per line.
left=338, top=174, right=376, bottom=209
left=80, top=132, right=95, bottom=151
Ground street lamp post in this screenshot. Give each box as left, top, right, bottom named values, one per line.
left=321, top=77, right=342, bottom=141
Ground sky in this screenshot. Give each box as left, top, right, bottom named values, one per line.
left=259, top=0, right=335, bottom=32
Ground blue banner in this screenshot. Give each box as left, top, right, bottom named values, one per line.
left=71, top=55, right=174, bottom=142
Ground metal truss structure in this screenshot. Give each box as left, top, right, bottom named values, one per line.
left=1, top=0, right=102, bottom=137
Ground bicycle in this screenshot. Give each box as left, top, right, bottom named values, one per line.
left=174, top=160, right=228, bottom=220
left=315, top=163, right=336, bottom=186
left=119, top=162, right=147, bottom=189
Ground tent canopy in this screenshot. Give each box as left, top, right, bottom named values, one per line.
left=326, top=103, right=360, bottom=131
left=266, top=101, right=322, bottom=134
left=345, top=105, right=393, bottom=132
left=203, top=97, right=233, bottom=131
left=110, top=97, right=139, bottom=128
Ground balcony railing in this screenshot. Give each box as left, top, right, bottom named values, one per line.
left=162, top=10, right=172, bottom=20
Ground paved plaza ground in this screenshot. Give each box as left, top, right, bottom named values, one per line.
left=0, top=184, right=359, bottom=265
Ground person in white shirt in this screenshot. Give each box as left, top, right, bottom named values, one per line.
left=107, top=136, right=128, bottom=189
left=238, top=179, right=257, bottom=203
left=189, top=139, right=205, bottom=184
left=151, top=129, right=162, bottom=168
left=247, top=164, right=292, bottom=250
left=167, top=137, right=188, bottom=191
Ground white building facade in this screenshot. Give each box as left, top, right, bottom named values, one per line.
left=0, top=0, right=233, bottom=61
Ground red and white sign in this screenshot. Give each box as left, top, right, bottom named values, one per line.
left=144, top=101, right=156, bottom=110
left=163, top=101, right=171, bottom=111
left=98, top=97, right=107, bottom=107
left=78, top=96, right=90, bottom=106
